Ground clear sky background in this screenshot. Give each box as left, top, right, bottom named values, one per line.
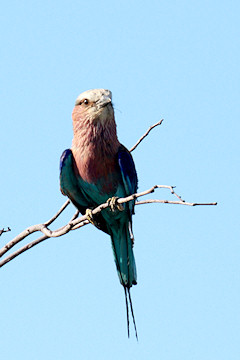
left=1, top=1, right=239, bottom=359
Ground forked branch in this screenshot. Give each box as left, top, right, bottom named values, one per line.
left=0, top=120, right=217, bottom=268
left=0, top=227, right=11, bottom=237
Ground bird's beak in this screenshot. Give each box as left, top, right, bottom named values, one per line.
left=96, top=95, right=112, bottom=109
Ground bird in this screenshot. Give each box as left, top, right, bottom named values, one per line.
left=59, top=89, right=138, bottom=338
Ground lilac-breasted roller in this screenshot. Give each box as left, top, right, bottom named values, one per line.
left=60, top=89, right=138, bottom=338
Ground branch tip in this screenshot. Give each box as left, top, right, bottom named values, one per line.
left=130, top=119, right=164, bottom=152
left=0, top=227, right=11, bottom=237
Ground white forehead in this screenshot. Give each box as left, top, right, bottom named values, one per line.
left=75, top=89, right=112, bottom=105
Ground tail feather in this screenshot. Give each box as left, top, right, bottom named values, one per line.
left=110, top=222, right=137, bottom=287
left=110, top=222, right=138, bottom=338
left=127, top=287, right=138, bottom=340
left=124, top=287, right=130, bottom=338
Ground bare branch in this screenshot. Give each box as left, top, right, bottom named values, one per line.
left=0, top=235, right=48, bottom=267
left=45, top=199, right=70, bottom=226
left=0, top=185, right=217, bottom=268
left=0, top=200, right=69, bottom=258
left=0, top=211, right=80, bottom=268
left=136, top=199, right=217, bottom=206
left=0, top=120, right=217, bottom=269
left=0, top=227, right=11, bottom=237
left=130, top=120, right=164, bottom=152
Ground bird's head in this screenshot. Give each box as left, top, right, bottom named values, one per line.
left=72, top=89, right=114, bottom=126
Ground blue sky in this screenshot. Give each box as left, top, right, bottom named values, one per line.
left=1, top=1, right=239, bottom=359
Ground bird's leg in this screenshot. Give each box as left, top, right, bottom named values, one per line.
left=85, top=208, right=96, bottom=226
left=107, top=197, right=124, bottom=212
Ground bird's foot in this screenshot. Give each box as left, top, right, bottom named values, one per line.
left=85, top=208, right=96, bottom=225
left=107, top=197, right=124, bottom=212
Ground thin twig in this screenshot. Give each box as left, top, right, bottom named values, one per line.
left=130, top=119, right=164, bottom=152
left=0, top=204, right=74, bottom=258
left=45, top=199, right=70, bottom=226
left=136, top=199, right=217, bottom=206
left=0, top=227, right=11, bottom=237
left=0, top=235, right=48, bottom=267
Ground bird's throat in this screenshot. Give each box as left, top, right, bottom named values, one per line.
left=71, top=120, right=120, bottom=184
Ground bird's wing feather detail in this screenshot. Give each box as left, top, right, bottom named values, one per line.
left=117, top=145, right=138, bottom=195
left=60, top=149, right=90, bottom=210
left=117, top=145, right=138, bottom=214
left=60, top=149, right=109, bottom=233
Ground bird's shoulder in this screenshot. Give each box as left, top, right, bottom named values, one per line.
left=117, top=144, right=138, bottom=194
left=60, top=149, right=73, bottom=172
left=59, top=149, right=75, bottom=196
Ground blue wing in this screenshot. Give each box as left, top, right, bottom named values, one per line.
left=60, top=149, right=109, bottom=233
left=117, top=145, right=138, bottom=215
left=60, top=149, right=89, bottom=211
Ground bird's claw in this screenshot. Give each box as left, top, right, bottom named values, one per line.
left=85, top=208, right=95, bottom=225
left=107, top=197, right=124, bottom=212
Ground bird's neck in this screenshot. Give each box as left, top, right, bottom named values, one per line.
left=72, top=114, right=119, bottom=155
left=71, top=116, right=120, bottom=183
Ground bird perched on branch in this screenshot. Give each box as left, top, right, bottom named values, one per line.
left=60, top=89, right=138, bottom=338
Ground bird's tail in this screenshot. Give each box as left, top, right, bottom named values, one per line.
left=110, top=221, right=137, bottom=288
left=110, top=222, right=138, bottom=339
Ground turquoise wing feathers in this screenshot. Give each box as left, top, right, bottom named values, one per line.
left=117, top=145, right=138, bottom=215
left=60, top=149, right=90, bottom=211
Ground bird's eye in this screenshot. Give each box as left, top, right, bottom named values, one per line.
left=78, top=98, right=89, bottom=106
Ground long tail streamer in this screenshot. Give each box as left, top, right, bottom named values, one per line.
left=123, top=286, right=138, bottom=340
left=127, top=287, right=138, bottom=340
left=111, top=233, right=138, bottom=339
